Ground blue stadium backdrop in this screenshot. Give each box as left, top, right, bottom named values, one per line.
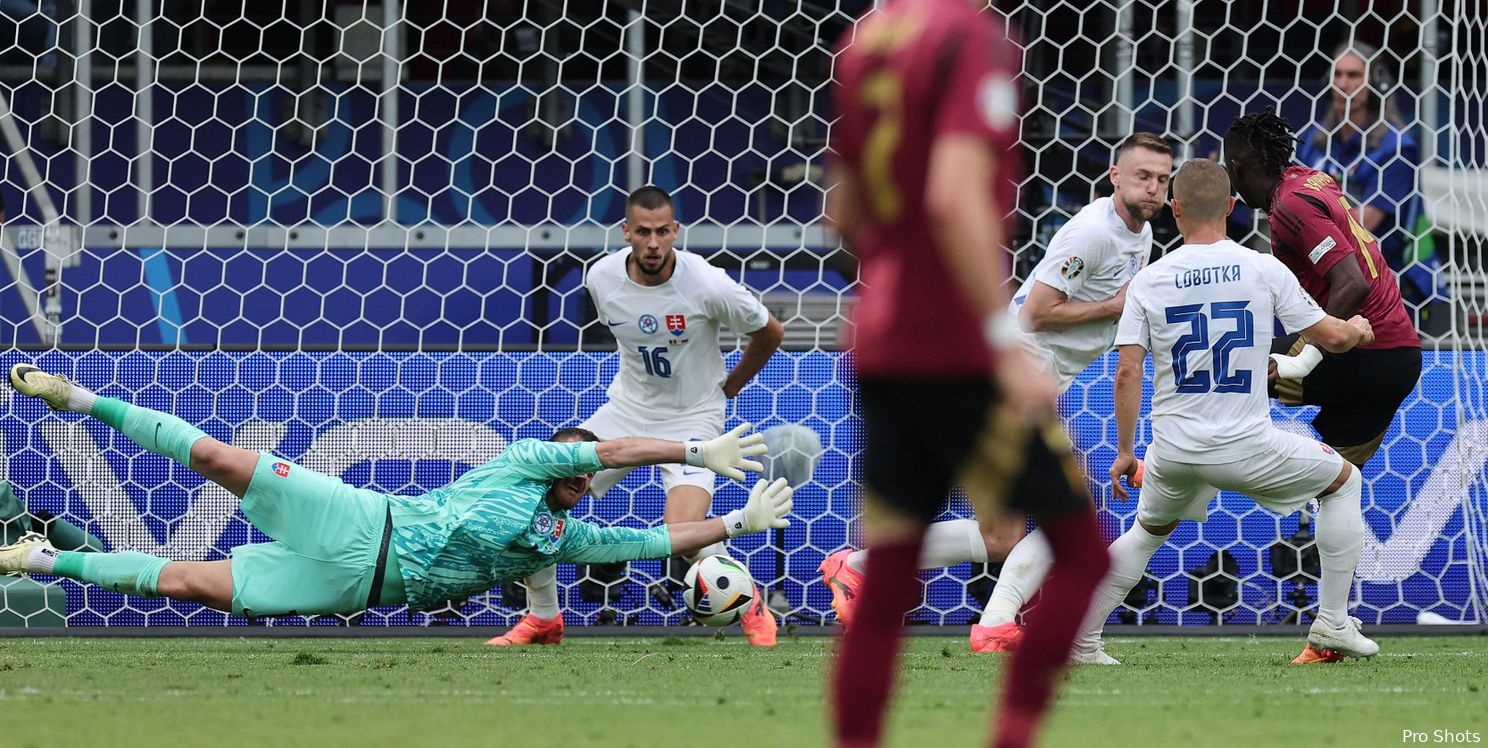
left=1, top=348, right=1484, bottom=628
left=0, top=12, right=1484, bottom=629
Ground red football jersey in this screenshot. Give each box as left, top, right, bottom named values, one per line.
left=1267, top=166, right=1420, bottom=350
left=831, top=0, right=1022, bottom=377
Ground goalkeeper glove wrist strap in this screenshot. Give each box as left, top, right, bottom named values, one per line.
left=684, top=440, right=706, bottom=468
left=721, top=509, right=749, bottom=539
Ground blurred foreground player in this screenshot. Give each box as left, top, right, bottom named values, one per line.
left=827, top=2, right=1109, bottom=747
left=821, top=133, right=1173, bottom=656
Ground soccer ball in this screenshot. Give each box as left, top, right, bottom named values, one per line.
left=682, top=554, right=755, bottom=626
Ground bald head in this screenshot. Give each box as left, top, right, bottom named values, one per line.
left=1171, top=158, right=1233, bottom=223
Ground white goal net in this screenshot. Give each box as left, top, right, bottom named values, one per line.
left=0, top=1, right=1483, bottom=629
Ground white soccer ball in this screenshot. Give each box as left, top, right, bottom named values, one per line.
left=682, top=554, right=755, bottom=627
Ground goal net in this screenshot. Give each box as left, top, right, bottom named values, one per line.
left=0, top=1, right=1483, bottom=629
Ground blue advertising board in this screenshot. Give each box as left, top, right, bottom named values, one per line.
left=0, top=349, right=1482, bottom=627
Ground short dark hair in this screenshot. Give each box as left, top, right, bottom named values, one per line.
left=549, top=427, right=600, bottom=443
left=1171, top=158, right=1231, bottom=222
left=1223, top=106, right=1297, bottom=177
left=627, top=186, right=673, bottom=214
left=1116, top=132, right=1172, bottom=159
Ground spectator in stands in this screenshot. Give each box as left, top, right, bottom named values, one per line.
left=1296, top=41, right=1451, bottom=335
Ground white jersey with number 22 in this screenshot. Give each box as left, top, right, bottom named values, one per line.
left=1115, top=240, right=1325, bottom=464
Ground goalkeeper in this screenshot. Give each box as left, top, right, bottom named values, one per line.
left=0, top=364, right=794, bottom=618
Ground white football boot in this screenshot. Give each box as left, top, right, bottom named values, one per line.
left=1068, top=642, right=1121, bottom=666
left=1306, top=615, right=1379, bottom=659
left=9, top=364, right=74, bottom=411
left=0, top=532, right=55, bottom=575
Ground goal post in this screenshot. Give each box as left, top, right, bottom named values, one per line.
left=0, top=1, right=1483, bottom=629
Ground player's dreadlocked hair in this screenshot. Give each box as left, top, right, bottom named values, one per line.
left=1223, top=106, right=1299, bottom=176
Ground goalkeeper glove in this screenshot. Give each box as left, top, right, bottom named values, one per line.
left=722, top=478, right=794, bottom=539
left=684, top=422, right=766, bottom=481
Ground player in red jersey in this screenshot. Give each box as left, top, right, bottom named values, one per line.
left=1224, top=108, right=1422, bottom=662
left=827, top=2, right=1109, bottom=746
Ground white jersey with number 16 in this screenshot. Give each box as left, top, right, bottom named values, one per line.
left=586, top=248, right=770, bottom=417
left=1115, top=240, right=1325, bottom=465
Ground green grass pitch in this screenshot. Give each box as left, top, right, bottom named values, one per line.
left=3, top=635, right=1485, bottom=747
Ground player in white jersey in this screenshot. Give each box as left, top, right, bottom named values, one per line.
left=487, top=186, right=785, bottom=647
left=818, top=134, right=1173, bottom=652
left=1070, top=158, right=1378, bottom=665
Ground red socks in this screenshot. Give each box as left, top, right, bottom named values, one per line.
left=994, top=508, right=1109, bottom=748
left=829, top=536, right=924, bottom=748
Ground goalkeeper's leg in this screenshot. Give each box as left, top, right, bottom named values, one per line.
left=9, top=364, right=258, bottom=497
left=3, top=532, right=234, bottom=610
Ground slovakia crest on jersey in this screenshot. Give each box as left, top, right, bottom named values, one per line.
left=272, top=462, right=292, bottom=478
left=666, top=314, right=686, bottom=337
left=533, top=513, right=555, bottom=536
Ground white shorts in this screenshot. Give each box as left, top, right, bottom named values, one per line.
left=580, top=400, right=723, bottom=500
left=1137, top=429, right=1348, bottom=526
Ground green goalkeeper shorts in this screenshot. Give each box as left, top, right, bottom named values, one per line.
left=229, top=453, right=406, bottom=618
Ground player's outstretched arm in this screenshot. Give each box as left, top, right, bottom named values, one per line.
left=669, top=478, right=794, bottom=556
left=594, top=423, right=767, bottom=480
left=1109, top=343, right=1147, bottom=500
left=1299, top=314, right=1375, bottom=353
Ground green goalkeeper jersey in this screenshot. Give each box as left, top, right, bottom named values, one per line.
left=387, top=438, right=671, bottom=611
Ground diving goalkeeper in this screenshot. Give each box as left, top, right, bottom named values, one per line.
left=0, top=364, right=794, bottom=618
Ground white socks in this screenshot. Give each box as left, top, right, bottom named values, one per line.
left=1072, top=523, right=1169, bottom=653
left=524, top=565, right=560, bottom=620
left=844, top=519, right=987, bottom=574
left=1314, top=467, right=1364, bottom=628
left=27, top=543, right=59, bottom=573
left=978, top=528, right=1052, bottom=626
left=68, top=384, right=97, bottom=414
left=919, top=519, right=987, bottom=567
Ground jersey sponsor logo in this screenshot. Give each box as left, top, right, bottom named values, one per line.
left=272, top=462, right=292, bottom=478
left=977, top=75, right=1018, bottom=131
left=665, top=314, right=686, bottom=336
left=1308, top=236, right=1336, bottom=264
left=639, top=314, right=660, bottom=334
left=533, top=513, right=555, bottom=535
left=1060, top=256, right=1085, bottom=280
